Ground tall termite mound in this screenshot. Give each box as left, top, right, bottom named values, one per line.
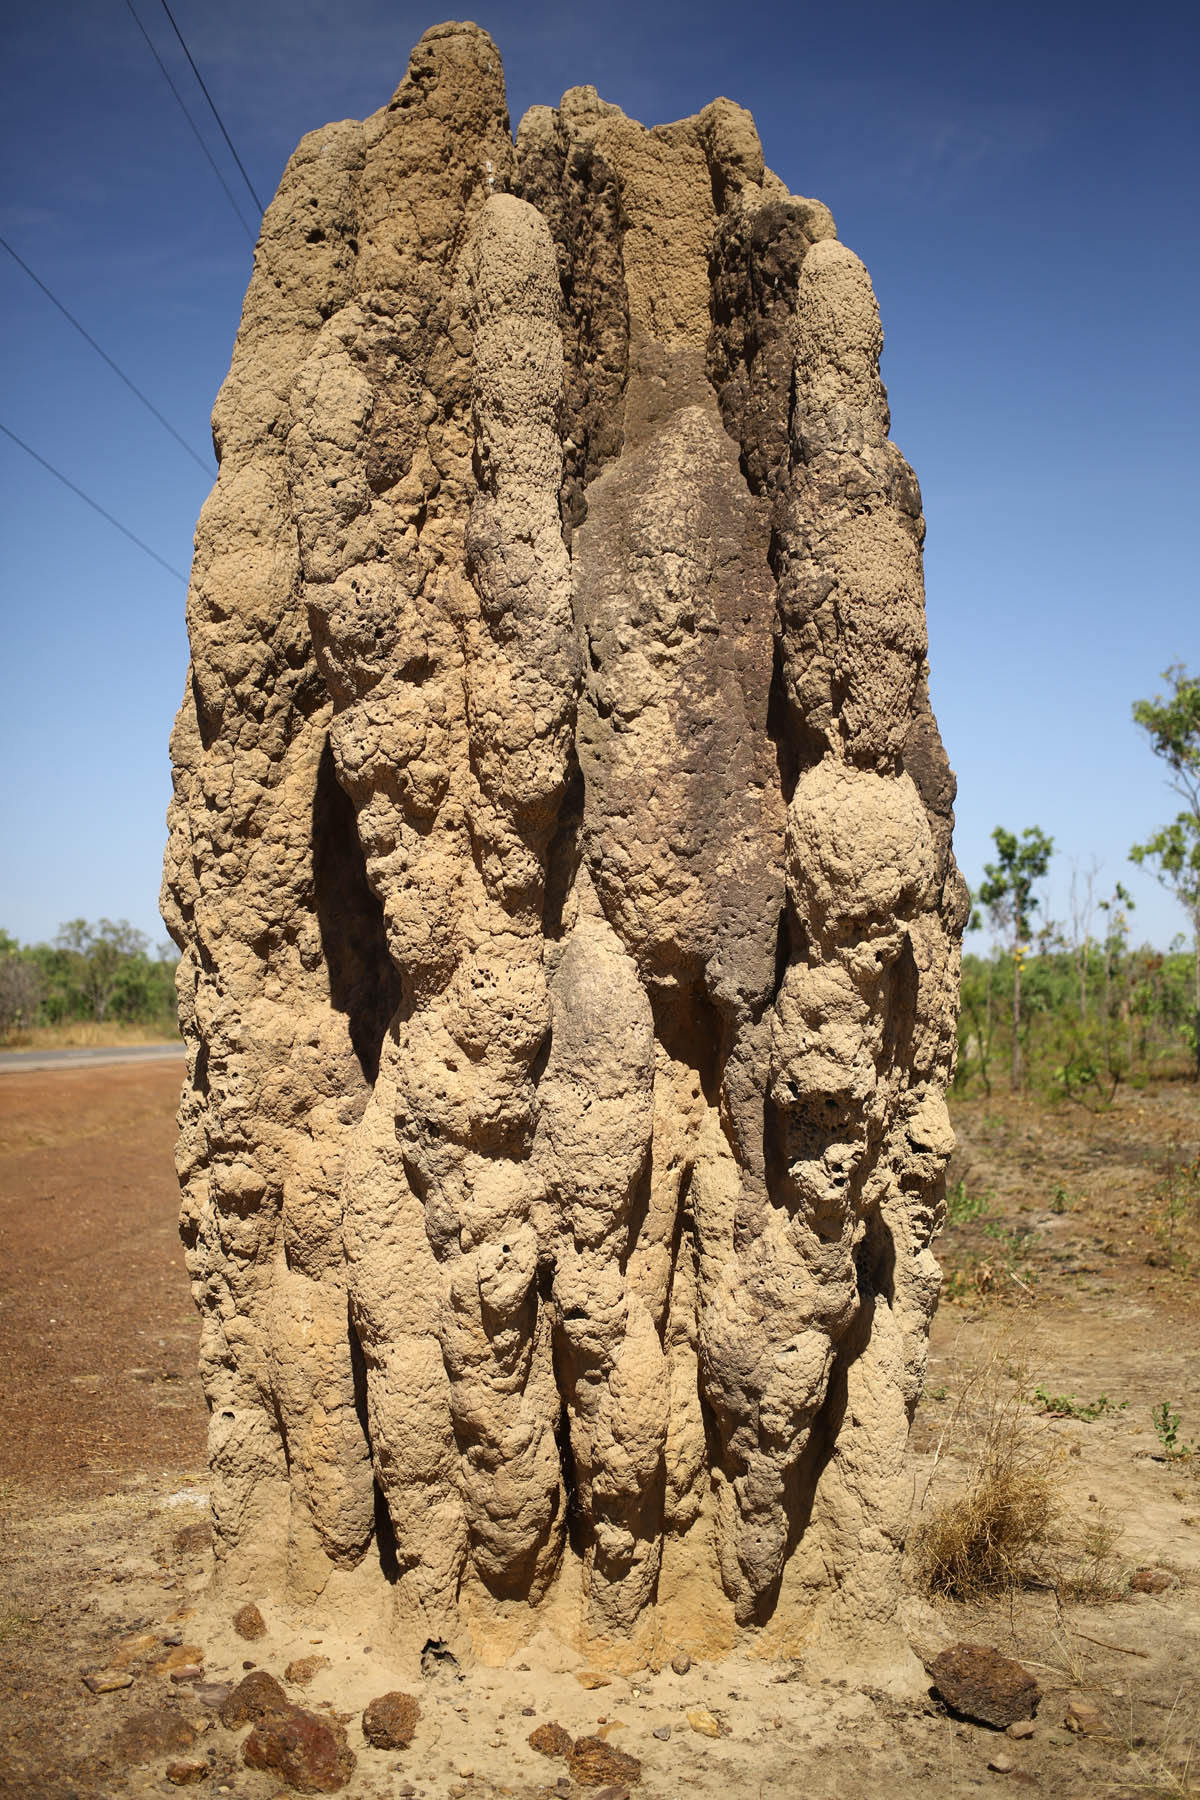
left=162, top=21, right=966, bottom=1669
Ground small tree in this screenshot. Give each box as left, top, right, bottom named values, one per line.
left=54, top=918, right=150, bottom=1024
left=978, top=825, right=1054, bottom=1091
left=0, top=931, right=42, bottom=1036
left=1130, top=665, right=1200, bottom=1079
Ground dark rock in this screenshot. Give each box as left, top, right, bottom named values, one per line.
left=111, top=1707, right=197, bottom=1762
left=569, top=1735, right=641, bottom=1787
left=669, top=1652, right=691, bottom=1676
left=242, top=1705, right=356, bottom=1792
left=233, top=1603, right=267, bottom=1640
left=927, top=1644, right=1040, bottom=1730
left=651, top=1724, right=671, bottom=1741
left=361, top=1691, right=420, bottom=1750
left=528, top=1721, right=573, bottom=1759
left=173, top=1522, right=212, bottom=1557
left=1130, top=1567, right=1173, bottom=1593
left=218, top=1669, right=289, bottom=1729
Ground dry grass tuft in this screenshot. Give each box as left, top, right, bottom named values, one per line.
left=914, top=1342, right=1063, bottom=1600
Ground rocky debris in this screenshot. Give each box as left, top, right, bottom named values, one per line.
left=233, top=1603, right=267, bottom=1640
left=170, top=1663, right=205, bottom=1684
left=286, top=1655, right=331, bottom=1687
left=1064, top=1699, right=1106, bottom=1736
left=927, top=1645, right=1040, bottom=1729
left=528, top=1722, right=574, bottom=1758
left=166, top=1759, right=211, bottom=1786
left=153, top=1644, right=205, bottom=1679
left=576, top=1671, right=612, bottom=1689
left=569, top=1735, right=642, bottom=1787
left=669, top=1654, right=691, bottom=1677
left=420, top=1641, right=461, bottom=1680
left=651, top=1724, right=671, bottom=1740
left=82, top=1669, right=134, bottom=1693
left=165, top=19, right=960, bottom=1657
left=219, top=1670, right=289, bottom=1729
left=111, top=1708, right=197, bottom=1761
left=1130, top=1567, right=1173, bottom=1593
left=686, top=1708, right=722, bottom=1738
left=987, top=1751, right=1014, bottom=1773
left=361, top=1690, right=420, bottom=1749
left=173, top=1522, right=211, bottom=1557
left=242, top=1705, right=356, bottom=1791
left=1006, top=1718, right=1036, bottom=1740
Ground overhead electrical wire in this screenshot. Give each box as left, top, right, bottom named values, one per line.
left=122, top=0, right=255, bottom=243
left=0, top=233, right=213, bottom=475
left=0, top=420, right=187, bottom=583
left=156, top=0, right=266, bottom=217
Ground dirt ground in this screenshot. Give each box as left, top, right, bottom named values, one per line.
left=0, top=1061, right=1197, bottom=1799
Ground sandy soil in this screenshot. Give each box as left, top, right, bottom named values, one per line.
left=0, top=1064, right=1197, bottom=1799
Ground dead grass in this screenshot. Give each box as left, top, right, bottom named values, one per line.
left=0, top=1020, right=179, bottom=1051
left=913, top=1339, right=1064, bottom=1600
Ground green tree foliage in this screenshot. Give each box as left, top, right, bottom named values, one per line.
left=1131, top=665, right=1200, bottom=1076
left=0, top=921, right=178, bottom=1039
left=977, top=826, right=1054, bottom=1090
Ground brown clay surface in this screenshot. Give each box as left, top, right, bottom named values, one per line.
left=0, top=1061, right=1198, bottom=1798
left=0, top=1057, right=204, bottom=1495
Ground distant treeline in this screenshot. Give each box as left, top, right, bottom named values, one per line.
left=0, top=919, right=179, bottom=1035
left=956, top=938, right=1196, bottom=1101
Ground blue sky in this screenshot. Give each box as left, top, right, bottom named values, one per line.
left=1, top=0, right=1196, bottom=954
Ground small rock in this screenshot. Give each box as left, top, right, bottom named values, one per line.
left=286, top=1655, right=331, bottom=1687
left=593, top=1789, right=631, bottom=1800
left=166, top=1759, right=211, bottom=1786
left=927, top=1644, right=1040, bottom=1730
left=569, top=1735, right=641, bottom=1787
left=669, top=1652, right=691, bottom=1676
left=1006, top=1718, right=1036, bottom=1740
left=112, top=1708, right=197, bottom=1760
left=987, top=1751, right=1014, bottom=1773
left=219, top=1670, right=289, bottom=1729
left=154, top=1644, right=206, bottom=1679
left=528, top=1722, right=573, bottom=1759
left=170, top=1665, right=205, bottom=1685
left=243, top=1705, right=356, bottom=1792
left=83, top=1670, right=134, bottom=1694
left=651, top=1724, right=671, bottom=1741
left=1064, top=1699, right=1105, bottom=1736
left=362, top=1691, right=420, bottom=1750
left=161, top=1632, right=185, bottom=1648
left=521, top=1705, right=536, bottom=1717
left=233, top=1603, right=267, bottom=1641
left=173, top=1522, right=211, bottom=1556
left=686, top=1708, right=721, bottom=1739
left=1130, top=1568, right=1173, bottom=1593
left=191, top=1682, right=232, bottom=1711
left=576, top=1670, right=612, bottom=1689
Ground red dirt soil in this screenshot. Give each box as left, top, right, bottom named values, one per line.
left=0, top=1059, right=205, bottom=1496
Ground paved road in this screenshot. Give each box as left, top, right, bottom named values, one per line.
left=0, top=1042, right=185, bottom=1074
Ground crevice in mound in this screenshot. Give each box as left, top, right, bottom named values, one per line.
left=311, top=737, right=402, bottom=1083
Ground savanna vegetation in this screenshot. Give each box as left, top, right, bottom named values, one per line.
left=0, top=918, right=179, bottom=1045
left=956, top=666, right=1200, bottom=1100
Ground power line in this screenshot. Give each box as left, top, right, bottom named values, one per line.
left=0, top=233, right=213, bottom=476
left=123, top=0, right=255, bottom=243
left=0, top=420, right=187, bottom=583
left=157, top=0, right=266, bottom=218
